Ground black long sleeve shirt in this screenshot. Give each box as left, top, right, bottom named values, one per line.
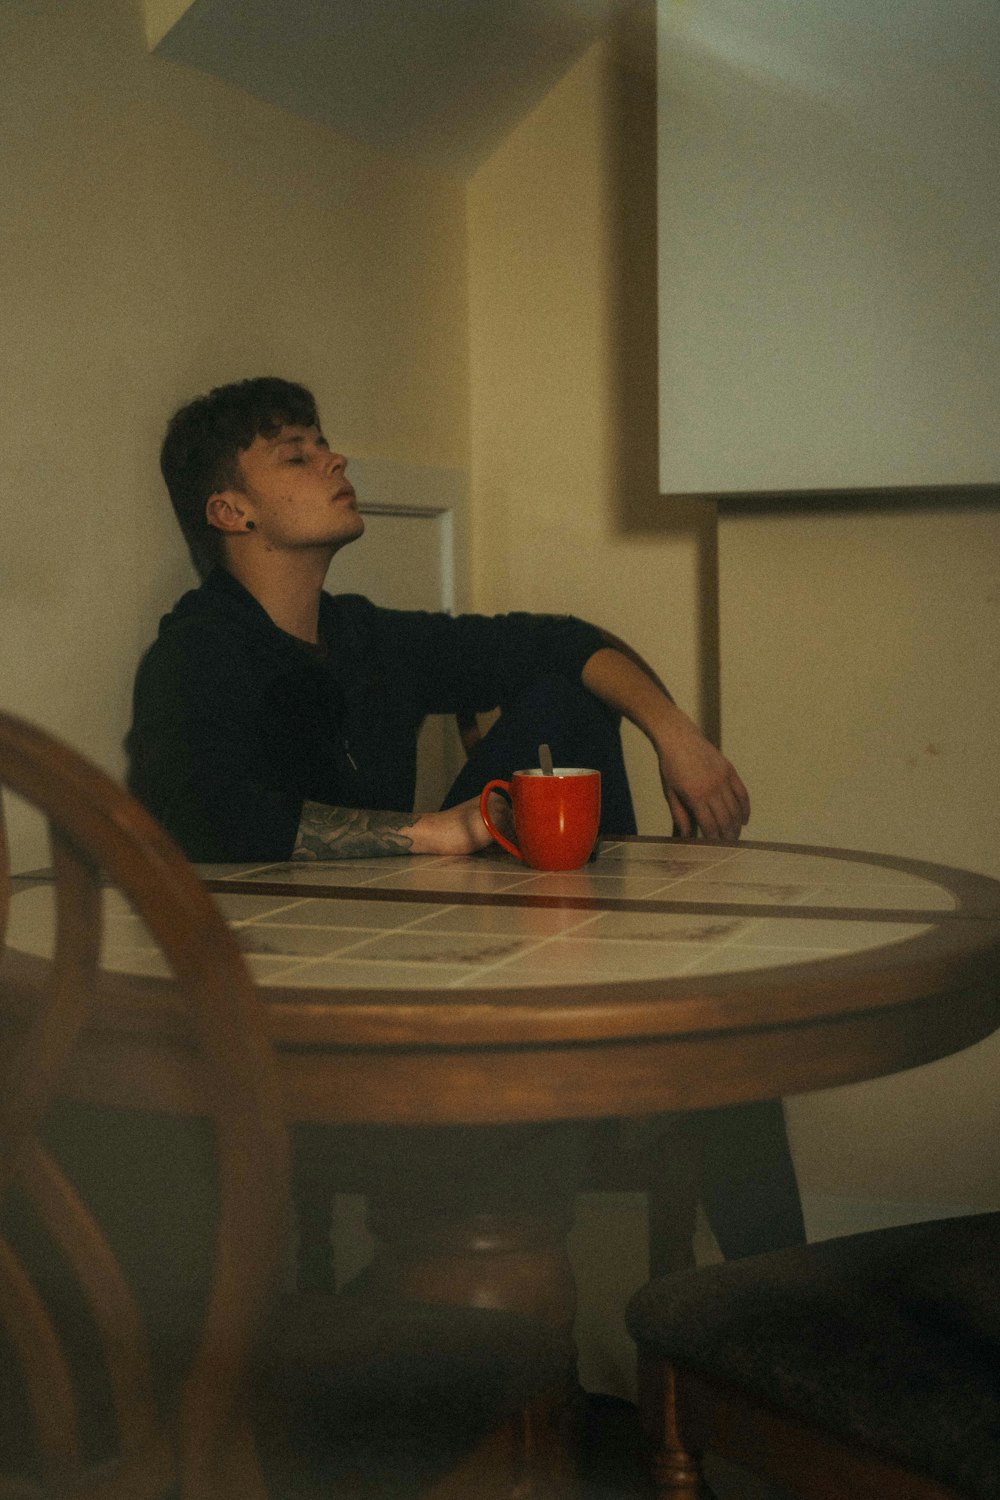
left=125, top=568, right=605, bottom=862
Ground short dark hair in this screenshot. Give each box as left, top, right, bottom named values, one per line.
left=160, top=377, right=320, bottom=576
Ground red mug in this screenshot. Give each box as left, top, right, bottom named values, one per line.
left=479, top=768, right=601, bottom=871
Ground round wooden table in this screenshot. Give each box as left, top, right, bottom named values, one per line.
left=7, top=836, right=1000, bottom=1342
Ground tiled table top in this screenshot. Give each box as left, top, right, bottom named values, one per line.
left=9, top=839, right=987, bottom=994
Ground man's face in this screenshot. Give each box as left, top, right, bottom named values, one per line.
left=224, top=424, right=364, bottom=553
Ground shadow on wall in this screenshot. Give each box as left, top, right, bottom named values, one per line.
left=603, top=10, right=721, bottom=743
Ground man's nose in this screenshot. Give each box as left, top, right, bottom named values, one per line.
left=325, top=449, right=346, bottom=475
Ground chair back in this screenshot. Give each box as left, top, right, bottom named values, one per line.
left=0, top=710, right=290, bottom=1500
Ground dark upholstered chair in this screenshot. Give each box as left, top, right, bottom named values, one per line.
left=626, top=1211, right=1000, bottom=1499
left=0, top=709, right=568, bottom=1499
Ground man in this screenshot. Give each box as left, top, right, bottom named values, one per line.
left=126, top=377, right=749, bottom=863
left=126, top=377, right=803, bottom=1261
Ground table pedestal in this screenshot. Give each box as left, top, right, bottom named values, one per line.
left=352, top=1130, right=585, bottom=1495
left=357, top=1192, right=581, bottom=1498
left=364, top=1198, right=578, bottom=1349
left=323, top=1122, right=585, bottom=1345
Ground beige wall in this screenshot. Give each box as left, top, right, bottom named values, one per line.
left=720, top=504, right=1000, bottom=1220
left=467, top=19, right=719, bottom=831
left=1, top=0, right=467, bottom=868
left=719, top=504, right=1000, bottom=881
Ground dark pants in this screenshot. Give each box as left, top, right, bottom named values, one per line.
left=441, top=674, right=806, bottom=1260
left=440, top=674, right=637, bottom=835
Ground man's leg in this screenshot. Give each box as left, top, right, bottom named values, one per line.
left=441, top=675, right=637, bottom=835
left=694, top=1099, right=806, bottom=1258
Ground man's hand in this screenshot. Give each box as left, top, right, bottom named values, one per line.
left=412, top=796, right=496, bottom=856
left=655, top=707, right=750, bottom=842
left=292, top=795, right=493, bottom=860
left=581, top=644, right=750, bottom=842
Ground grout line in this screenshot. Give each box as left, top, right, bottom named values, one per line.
left=202, top=877, right=967, bottom=924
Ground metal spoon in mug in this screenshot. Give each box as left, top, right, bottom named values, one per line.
left=539, top=743, right=554, bottom=776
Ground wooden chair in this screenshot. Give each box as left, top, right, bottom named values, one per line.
left=626, top=1211, right=1000, bottom=1499
left=0, top=709, right=568, bottom=1499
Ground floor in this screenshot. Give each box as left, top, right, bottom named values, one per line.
left=578, top=1394, right=795, bottom=1500
left=702, top=1457, right=796, bottom=1500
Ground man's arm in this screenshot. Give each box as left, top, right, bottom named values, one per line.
left=292, top=795, right=492, bottom=861
left=581, top=640, right=750, bottom=842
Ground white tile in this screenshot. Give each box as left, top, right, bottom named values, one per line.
left=363, top=866, right=533, bottom=893
left=596, top=856, right=738, bottom=885
left=424, top=851, right=514, bottom=871
left=807, top=882, right=956, bottom=911
left=477, top=938, right=704, bottom=983
left=242, top=897, right=443, bottom=930
left=585, top=912, right=751, bottom=943
left=647, top=879, right=818, bottom=905
left=103, top=913, right=158, bottom=950
left=685, top=945, right=844, bottom=975
left=101, top=889, right=139, bottom=916
left=209, top=892, right=306, bottom=922
left=599, top=842, right=741, bottom=867
left=739, top=918, right=929, bottom=951
left=5, top=886, right=55, bottom=955
left=232, top=861, right=396, bottom=886
left=339, top=930, right=530, bottom=967
left=232, top=923, right=379, bottom=959
left=690, top=851, right=834, bottom=881
left=698, top=850, right=810, bottom=876
left=415, top=906, right=599, bottom=938
left=102, top=949, right=172, bottom=979
left=464, top=966, right=608, bottom=988
left=512, top=873, right=675, bottom=899
left=693, top=849, right=946, bottom=894
left=267, top=958, right=472, bottom=989
left=243, top=954, right=318, bottom=982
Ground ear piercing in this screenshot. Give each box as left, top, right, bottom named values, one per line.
left=245, top=520, right=255, bottom=531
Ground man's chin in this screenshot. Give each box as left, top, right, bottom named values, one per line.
left=329, top=516, right=365, bottom=553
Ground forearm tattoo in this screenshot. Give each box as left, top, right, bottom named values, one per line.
left=292, top=802, right=416, bottom=861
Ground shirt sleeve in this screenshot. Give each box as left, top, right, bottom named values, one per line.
left=125, top=624, right=302, bottom=863
left=355, top=603, right=606, bottom=718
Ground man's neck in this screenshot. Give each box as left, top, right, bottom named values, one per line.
left=222, top=547, right=333, bottom=645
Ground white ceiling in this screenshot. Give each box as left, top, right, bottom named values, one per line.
left=150, top=0, right=648, bottom=177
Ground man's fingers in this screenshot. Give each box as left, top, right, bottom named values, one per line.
left=732, top=771, right=751, bottom=824
left=703, top=774, right=750, bottom=841
left=718, top=782, right=747, bottom=840
left=667, top=789, right=694, bottom=839
left=685, top=782, right=747, bottom=842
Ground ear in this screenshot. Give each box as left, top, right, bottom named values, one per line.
left=205, top=490, right=252, bottom=535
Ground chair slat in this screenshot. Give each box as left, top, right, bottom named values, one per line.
left=21, top=1143, right=162, bottom=1464
left=0, top=1234, right=84, bottom=1489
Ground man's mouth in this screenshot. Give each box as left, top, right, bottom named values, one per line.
left=334, top=484, right=357, bottom=503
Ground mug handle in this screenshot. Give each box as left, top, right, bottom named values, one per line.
left=479, top=779, right=523, bottom=861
